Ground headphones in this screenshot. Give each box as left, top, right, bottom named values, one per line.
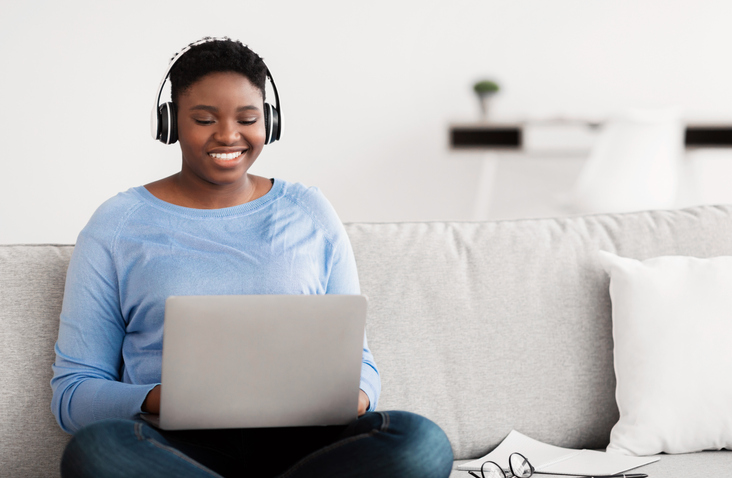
left=150, top=37, right=282, bottom=145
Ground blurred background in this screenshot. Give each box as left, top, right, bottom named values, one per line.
left=2, top=0, right=732, bottom=244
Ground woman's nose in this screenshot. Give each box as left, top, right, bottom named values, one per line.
left=215, top=120, right=240, bottom=144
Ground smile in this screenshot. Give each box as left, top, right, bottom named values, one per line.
left=208, top=151, right=243, bottom=160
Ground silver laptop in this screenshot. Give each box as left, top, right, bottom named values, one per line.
left=142, top=294, right=368, bottom=430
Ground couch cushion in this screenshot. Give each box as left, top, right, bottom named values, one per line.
left=0, top=245, right=73, bottom=477
left=345, top=205, right=732, bottom=460
left=600, top=251, right=732, bottom=455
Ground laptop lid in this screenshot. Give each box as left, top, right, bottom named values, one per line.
left=155, top=294, right=367, bottom=430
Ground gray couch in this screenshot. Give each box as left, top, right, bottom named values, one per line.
left=2, top=205, right=732, bottom=477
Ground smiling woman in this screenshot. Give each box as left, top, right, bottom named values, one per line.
left=147, top=72, right=270, bottom=209
left=51, top=38, right=453, bottom=478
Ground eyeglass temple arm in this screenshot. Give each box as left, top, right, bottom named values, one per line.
left=533, top=472, right=647, bottom=478
left=589, top=475, right=647, bottom=478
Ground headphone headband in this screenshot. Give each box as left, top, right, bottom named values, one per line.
left=150, top=37, right=282, bottom=145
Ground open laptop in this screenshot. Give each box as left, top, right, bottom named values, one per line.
left=141, top=294, right=368, bottom=430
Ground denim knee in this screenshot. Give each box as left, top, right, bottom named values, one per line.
left=61, top=419, right=139, bottom=477
left=60, top=418, right=215, bottom=478
left=384, top=411, right=454, bottom=478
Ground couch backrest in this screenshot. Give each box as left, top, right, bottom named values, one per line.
left=345, top=205, right=732, bottom=459
left=2, top=205, right=732, bottom=473
left=0, top=245, right=74, bottom=477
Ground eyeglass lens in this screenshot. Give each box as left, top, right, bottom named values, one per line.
left=480, top=461, right=507, bottom=478
left=509, top=453, right=533, bottom=478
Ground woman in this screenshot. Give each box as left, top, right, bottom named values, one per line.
left=52, top=38, right=453, bottom=477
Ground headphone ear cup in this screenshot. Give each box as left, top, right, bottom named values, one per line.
left=270, top=105, right=280, bottom=143
left=263, top=102, right=280, bottom=145
left=263, top=103, right=272, bottom=145
left=158, top=102, right=178, bottom=144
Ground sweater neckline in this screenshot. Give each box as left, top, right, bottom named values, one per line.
left=132, top=179, right=284, bottom=218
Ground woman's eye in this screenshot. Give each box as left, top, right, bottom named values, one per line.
left=194, top=119, right=215, bottom=125
left=239, top=119, right=257, bottom=125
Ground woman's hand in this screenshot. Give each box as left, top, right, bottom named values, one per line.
left=142, top=385, right=161, bottom=414
left=358, top=389, right=370, bottom=416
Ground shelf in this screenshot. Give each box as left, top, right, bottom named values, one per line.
left=451, top=126, right=522, bottom=149
left=450, top=123, right=732, bottom=150
left=685, top=126, right=732, bottom=147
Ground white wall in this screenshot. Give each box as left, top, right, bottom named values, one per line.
left=2, top=0, right=732, bottom=243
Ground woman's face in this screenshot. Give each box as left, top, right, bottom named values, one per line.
left=176, top=71, right=267, bottom=189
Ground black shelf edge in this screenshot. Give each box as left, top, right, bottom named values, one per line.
left=451, top=125, right=732, bottom=149
left=685, top=127, right=732, bottom=147
left=451, top=127, right=522, bottom=148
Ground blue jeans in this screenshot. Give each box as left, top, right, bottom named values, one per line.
left=60, top=411, right=453, bottom=477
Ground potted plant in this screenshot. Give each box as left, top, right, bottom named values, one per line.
left=473, top=79, right=500, bottom=121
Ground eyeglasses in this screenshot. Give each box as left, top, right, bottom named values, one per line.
left=468, top=452, right=648, bottom=478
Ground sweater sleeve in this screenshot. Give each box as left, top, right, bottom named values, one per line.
left=325, top=219, right=381, bottom=412
left=50, top=211, right=157, bottom=434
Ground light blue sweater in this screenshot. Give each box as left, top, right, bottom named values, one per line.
left=51, top=179, right=380, bottom=434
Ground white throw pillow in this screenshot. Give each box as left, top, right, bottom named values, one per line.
left=598, top=250, right=732, bottom=456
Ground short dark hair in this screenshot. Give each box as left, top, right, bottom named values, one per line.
left=169, top=38, right=268, bottom=104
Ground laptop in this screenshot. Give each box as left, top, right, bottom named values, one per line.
left=141, top=294, right=368, bottom=430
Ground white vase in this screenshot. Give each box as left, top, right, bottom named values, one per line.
left=478, top=93, right=494, bottom=122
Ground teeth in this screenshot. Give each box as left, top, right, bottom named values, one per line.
left=209, top=151, right=242, bottom=160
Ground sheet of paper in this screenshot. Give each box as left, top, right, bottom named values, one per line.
left=457, top=430, right=659, bottom=473
left=540, top=449, right=658, bottom=475
left=459, top=430, right=572, bottom=471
